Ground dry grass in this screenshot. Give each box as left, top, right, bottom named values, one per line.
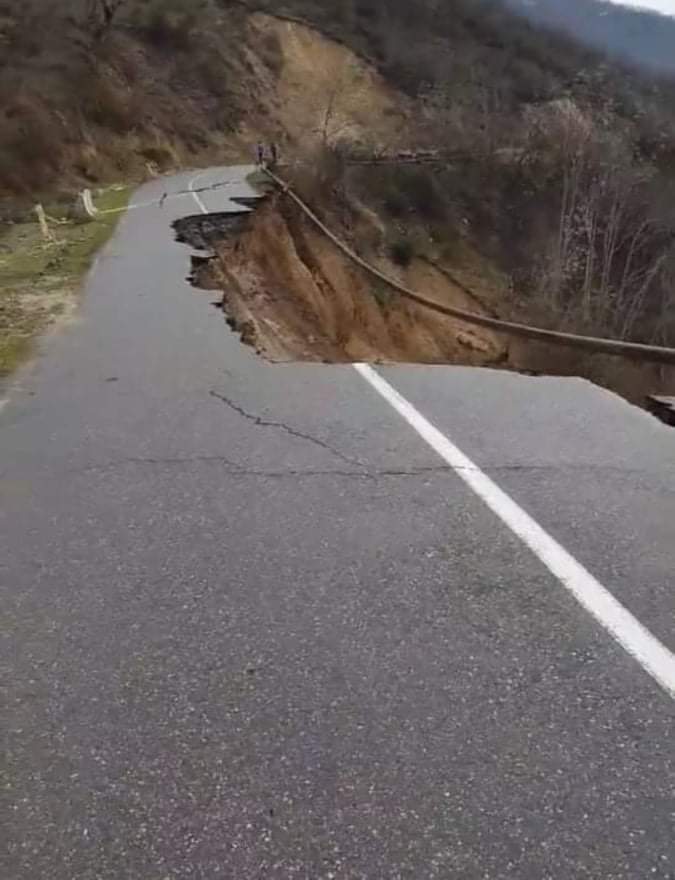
left=0, top=2, right=252, bottom=199
left=0, top=186, right=130, bottom=376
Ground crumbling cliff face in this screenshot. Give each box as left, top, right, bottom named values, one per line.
left=179, top=194, right=674, bottom=409
left=186, top=197, right=506, bottom=367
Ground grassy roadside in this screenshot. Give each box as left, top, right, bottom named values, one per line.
left=0, top=186, right=131, bottom=378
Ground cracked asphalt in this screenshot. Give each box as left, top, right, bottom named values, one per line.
left=2, top=166, right=674, bottom=879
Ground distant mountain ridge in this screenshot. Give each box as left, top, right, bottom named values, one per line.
left=505, top=0, right=675, bottom=76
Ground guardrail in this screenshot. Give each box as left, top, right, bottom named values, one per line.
left=264, top=168, right=675, bottom=366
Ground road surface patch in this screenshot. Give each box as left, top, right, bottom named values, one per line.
left=354, top=362, right=675, bottom=699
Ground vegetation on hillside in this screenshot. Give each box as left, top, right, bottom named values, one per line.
left=0, top=185, right=130, bottom=375
left=0, top=0, right=255, bottom=200
left=506, top=0, right=675, bottom=77
left=252, top=0, right=675, bottom=348
left=2, top=0, right=675, bottom=358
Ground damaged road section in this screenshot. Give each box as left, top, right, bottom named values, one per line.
left=174, top=211, right=250, bottom=253
left=178, top=192, right=508, bottom=367
left=173, top=209, right=255, bottom=303
left=173, top=207, right=267, bottom=349
left=175, top=190, right=675, bottom=412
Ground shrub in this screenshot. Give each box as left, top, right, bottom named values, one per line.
left=388, top=236, right=414, bottom=267
left=260, top=31, right=284, bottom=76
left=372, top=281, right=394, bottom=307
left=133, top=0, right=208, bottom=50
left=360, top=166, right=447, bottom=225
left=82, top=76, right=136, bottom=134
left=141, top=144, right=177, bottom=169
left=0, top=96, right=66, bottom=191
left=194, top=46, right=230, bottom=98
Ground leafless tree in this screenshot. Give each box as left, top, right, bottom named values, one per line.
left=83, top=0, right=127, bottom=40
left=314, top=61, right=362, bottom=147
left=522, top=99, right=673, bottom=339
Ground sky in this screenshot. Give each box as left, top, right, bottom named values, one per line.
left=610, top=0, right=675, bottom=13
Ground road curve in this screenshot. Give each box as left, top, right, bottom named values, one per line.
left=2, top=165, right=674, bottom=879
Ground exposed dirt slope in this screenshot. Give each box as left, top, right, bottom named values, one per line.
left=185, top=194, right=674, bottom=407
left=244, top=13, right=410, bottom=150
left=199, top=198, right=506, bottom=366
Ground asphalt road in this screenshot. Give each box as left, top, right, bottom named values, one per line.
left=2, top=166, right=674, bottom=879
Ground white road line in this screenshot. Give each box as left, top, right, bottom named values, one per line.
left=189, top=171, right=210, bottom=215
left=354, top=363, right=675, bottom=700
left=99, top=197, right=158, bottom=215
left=100, top=179, right=237, bottom=216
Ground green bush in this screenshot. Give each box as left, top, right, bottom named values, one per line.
left=361, top=166, right=446, bottom=224
left=388, top=236, right=414, bottom=267
left=133, top=0, right=209, bottom=50
left=372, top=281, right=394, bottom=307
left=382, top=181, right=408, bottom=218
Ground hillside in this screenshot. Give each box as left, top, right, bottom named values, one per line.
left=253, top=0, right=675, bottom=345
left=3, top=0, right=675, bottom=197
left=0, top=0, right=255, bottom=200
left=1, top=0, right=675, bottom=400
left=506, top=0, right=675, bottom=76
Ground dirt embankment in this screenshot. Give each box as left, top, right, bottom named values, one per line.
left=189, top=196, right=507, bottom=367
left=219, top=16, right=506, bottom=366
left=183, top=195, right=675, bottom=407
left=244, top=12, right=410, bottom=151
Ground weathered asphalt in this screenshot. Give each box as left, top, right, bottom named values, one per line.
left=2, top=166, right=674, bottom=879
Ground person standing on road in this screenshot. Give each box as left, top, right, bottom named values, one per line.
left=270, top=141, right=279, bottom=167
left=256, top=142, right=265, bottom=167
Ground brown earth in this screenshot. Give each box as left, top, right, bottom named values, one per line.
left=193, top=197, right=507, bottom=367
left=185, top=195, right=675, bottom=411
left=243, top=12, right=412, bottom=154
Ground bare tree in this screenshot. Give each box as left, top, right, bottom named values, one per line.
left=313, top=62, right=363, bottom=148
left=522, top=98, right=673, bottom=339
left=83, top=0, right=127, bottom=40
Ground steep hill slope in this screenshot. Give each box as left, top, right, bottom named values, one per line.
left=506, top=0, right=675, bottom=75
left=2, top=0, right=675, bottom=402
left=0, top=1, right=256, bottom=199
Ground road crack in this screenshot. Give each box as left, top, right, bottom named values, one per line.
left=209, top=390, right=365, bottom=469
left=73, top=457, right=456, bottom=480
left=66, top=452, right=673, bottom=481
